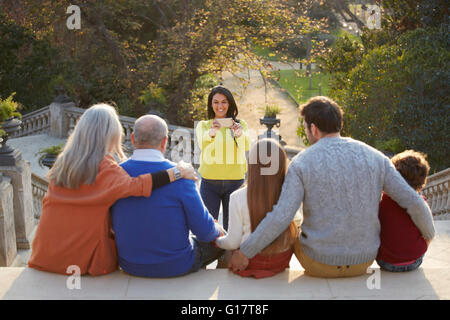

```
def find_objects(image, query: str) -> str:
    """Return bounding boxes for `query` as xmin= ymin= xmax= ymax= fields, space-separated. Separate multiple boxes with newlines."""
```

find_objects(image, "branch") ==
xmin=152 ymin=0 xmax=170 ymax=28
xmin=333 ymin=0 xmax=366 ymax=30
xmin=79 ymin=2 xmax=129 ymax=73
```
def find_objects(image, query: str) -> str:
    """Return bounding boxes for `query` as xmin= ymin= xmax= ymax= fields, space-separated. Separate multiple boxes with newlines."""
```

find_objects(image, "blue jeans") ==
xmin=200 ymin=178 xmax=244 ymax=231
xmin=376 ymin=255 xmax=424 ymax=272
xmin=185 ymin=236 xmax=224 ymax=274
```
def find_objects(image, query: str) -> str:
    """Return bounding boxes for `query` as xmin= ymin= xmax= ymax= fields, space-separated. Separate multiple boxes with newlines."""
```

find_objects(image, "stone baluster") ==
xmin=67 ymin=113 xmax=81 ymax=136
xmin=21 ymin=119 xmax=27 ymax=136
xmin=423 ymin=187 xmax=432 ymax=208
xmin=436 ymin=185 xmax=442 ymax=214
xmin=122 ymin=124 xmax=134 ymax=156
xmin=446 ymin=181 xmax=450 ymax=214
xmin=0 ymin=175 xmax=19 ymax=266
xmin=29 ymin=118 xmax=34 ymax=135
xmin=68 ymin=114 xmax=75 ymax=135
xmin=31 ymin=173 xmax=48 ymax=221
xmin=35 ymin=116 xmax=39 ymax=132
xmin=422 ymin=168 xmax=450 ymax=219
xmin=38 ymin=114 xmax=44 ymax=133
xmin=433 ymin=186 xmax=439 ymax=213
xmin=28 ymin=118 xmax=33 ymax=135
xmin=439 ymin=181 xmax=448 ymax=215
xmin=27 ymin=118 xmax=32 ymax=135
xmin=436 ymin=184 xmax=444 ymax=215
xmin=0 ymin=159 xmax=34 ymax=249
xmin=124 ymin=124 xmax=131 ymax=145
xmin=430 ymin=187 xmax=437 ymax=213
xmin=40 ymin=115 xmax=45 ymax=134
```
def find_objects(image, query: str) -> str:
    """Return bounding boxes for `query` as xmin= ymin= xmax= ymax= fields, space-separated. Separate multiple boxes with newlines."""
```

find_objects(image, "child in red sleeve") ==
xmin=376 ymin=150 xmax=431 ymax=272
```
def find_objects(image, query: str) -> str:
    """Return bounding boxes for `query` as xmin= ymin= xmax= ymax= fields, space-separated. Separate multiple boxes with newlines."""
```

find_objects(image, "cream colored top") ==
xmin=215 ymin=186 xmax=252 ymax=250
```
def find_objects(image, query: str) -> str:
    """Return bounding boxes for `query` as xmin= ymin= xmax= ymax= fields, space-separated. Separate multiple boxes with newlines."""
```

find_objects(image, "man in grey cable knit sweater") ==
xmin=229 ymin=96 xmax=435 ymax=277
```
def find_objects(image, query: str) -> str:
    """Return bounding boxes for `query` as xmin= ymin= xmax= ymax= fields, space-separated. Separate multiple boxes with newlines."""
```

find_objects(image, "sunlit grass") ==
xmin=271 ymin=69 xmax=330 ymax=104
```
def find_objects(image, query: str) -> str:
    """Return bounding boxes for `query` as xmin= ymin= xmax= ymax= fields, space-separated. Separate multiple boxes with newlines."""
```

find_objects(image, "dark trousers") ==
xmin=376 ymin=255 xmax=424 ymax=272
xmin=185 ymin=236 xmax=225 ymax=274
xmin=199 ymin=178 xmax=244 ymax=231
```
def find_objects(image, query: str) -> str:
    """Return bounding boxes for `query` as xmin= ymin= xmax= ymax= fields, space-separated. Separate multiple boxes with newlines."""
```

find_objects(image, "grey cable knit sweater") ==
xmin=240 ymin=136 xmax=435 ymax=266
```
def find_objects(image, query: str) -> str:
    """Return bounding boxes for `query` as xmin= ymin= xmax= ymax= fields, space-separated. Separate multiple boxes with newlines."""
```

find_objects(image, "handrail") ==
xmin=422 ymin=168 xmax=450 ymax=220
xmin=12 ymin=106 xmax=51 ymax=138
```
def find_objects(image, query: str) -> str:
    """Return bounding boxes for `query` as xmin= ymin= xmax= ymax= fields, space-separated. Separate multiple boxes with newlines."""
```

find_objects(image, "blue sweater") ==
xmin=111 ymin=159 xmax=220 ymax=277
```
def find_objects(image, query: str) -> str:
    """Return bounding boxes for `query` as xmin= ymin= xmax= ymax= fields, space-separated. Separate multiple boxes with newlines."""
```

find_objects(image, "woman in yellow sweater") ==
xmin=196 ymin=86 xmax=250 ymax=230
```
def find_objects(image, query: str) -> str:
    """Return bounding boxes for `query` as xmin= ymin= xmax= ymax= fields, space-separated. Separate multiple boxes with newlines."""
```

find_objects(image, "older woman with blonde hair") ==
xmin=28 ymin=103 xmax=197 ymax=276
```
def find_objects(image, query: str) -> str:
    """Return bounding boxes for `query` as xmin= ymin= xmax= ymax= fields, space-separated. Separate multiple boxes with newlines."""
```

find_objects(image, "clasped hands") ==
xmin=209 ymin=119 xmax=243 ymax=138
xmin=227 ymin=249 xmax=249 ymax=273
xmin=212 ymin=221 xmax=249 ymax=272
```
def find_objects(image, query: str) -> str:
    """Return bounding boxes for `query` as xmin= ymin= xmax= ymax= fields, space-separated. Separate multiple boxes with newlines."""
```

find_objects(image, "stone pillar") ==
xmin=0 ymin=175 xmax=18 ymax=266
xmin=49 ymin=101 xmax=75 ymax=138
xmin=0 ymin=159 xmax=34 ymax=249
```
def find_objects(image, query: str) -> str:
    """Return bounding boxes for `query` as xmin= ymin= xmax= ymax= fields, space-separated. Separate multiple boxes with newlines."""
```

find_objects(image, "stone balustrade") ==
xmin=10 ymin=100 xmax=199 ymax=164
xmin=31 ymin=173 xmax=48 ymax=221
xmin=65 ymin=105 xmax=197 ymax=162
xmin=65 ymin=105 xmax=84 ymax=137
xmin=12 ymin=107 xmax=51 ymax=138
xmin=422 ymin=168 xmax=450 ymax=220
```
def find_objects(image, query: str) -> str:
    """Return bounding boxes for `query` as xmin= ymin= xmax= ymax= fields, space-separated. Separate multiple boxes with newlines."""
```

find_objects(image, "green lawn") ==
xmin=271 ymin=69 xmax=330 ymax=104
xmin=252 ymin=44 xmax=294 ymax=62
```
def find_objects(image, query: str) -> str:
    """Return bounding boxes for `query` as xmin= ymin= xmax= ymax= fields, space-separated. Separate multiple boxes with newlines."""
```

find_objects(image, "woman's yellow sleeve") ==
xmin=237 ymin=119 xmax=250 ymax=152
xmin=195 ymin=120 xmax=214 ymax=151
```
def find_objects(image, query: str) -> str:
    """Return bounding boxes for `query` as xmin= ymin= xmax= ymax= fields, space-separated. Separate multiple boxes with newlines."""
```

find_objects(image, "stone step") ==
xmin=1 ymin=265 xmax=449 ymax=300
xmin=1 ymin=221 xmax=449 ymax=300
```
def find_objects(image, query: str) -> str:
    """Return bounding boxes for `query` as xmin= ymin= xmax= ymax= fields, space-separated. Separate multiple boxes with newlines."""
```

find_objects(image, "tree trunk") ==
xmin=306 ymin=34 xmax=312 ymax=90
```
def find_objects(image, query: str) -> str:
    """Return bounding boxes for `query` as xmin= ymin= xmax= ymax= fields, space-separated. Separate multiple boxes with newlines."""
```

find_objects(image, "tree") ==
xmin=319 ymin=0 xmax=449 ymax=172
xmin=1 ymin=0 xmax=325 ymax=127
xmin=0 ymin=11 xmax=75 ymax=112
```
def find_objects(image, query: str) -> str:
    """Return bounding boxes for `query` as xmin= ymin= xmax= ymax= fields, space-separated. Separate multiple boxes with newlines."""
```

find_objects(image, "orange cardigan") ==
xmin=28 ymin=155 xmax=153 ymax=276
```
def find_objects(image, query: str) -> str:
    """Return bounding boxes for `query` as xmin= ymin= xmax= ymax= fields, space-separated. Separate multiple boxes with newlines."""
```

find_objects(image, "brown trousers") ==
xmin=293 ymin=240 xmax=374 ymax=278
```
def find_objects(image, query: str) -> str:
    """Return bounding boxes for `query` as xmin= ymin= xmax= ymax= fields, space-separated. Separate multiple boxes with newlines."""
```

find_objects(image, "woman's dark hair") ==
xmin=299 ymin=96 xmax=343 ymax=133
xmin=207 ymin=86 xmax=239 ymax=120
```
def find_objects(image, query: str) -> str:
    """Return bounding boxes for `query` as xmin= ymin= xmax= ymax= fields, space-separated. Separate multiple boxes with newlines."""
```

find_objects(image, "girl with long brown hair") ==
xmin=215 ymin=138 xmax=298 ymax=278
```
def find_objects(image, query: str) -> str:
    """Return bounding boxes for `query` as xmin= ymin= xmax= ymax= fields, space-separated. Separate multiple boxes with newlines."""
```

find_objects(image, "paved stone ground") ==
xmin=1 ymin=221 xmax=449 ymax=300
xmin=7 ymin=134 xmax=67 ymax=179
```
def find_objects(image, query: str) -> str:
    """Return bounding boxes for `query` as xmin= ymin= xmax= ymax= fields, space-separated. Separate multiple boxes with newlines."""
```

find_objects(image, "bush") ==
xmin=322 ymin=27 xmax=449 ymax=172
xmin=263 ymin=104 xmax=282 ymax=118
xmin=0 ymin=14 xmax=75 ymax=112
xmin=0 ymin=92 xmax=22 ymax=122
xmin=392 ymin=27 xmax=449 ymax=172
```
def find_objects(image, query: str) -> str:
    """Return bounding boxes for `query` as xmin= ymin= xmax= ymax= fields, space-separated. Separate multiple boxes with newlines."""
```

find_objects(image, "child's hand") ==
xmin=424 ymin=237 xmax=432 ymax=246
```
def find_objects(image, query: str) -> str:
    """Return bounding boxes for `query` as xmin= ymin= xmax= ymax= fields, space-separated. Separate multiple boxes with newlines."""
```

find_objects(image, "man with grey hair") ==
xmin=132 ymin=114 xmax=168 ymax=149
xmin=111 ymin=115 xmax=224 ymax=277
